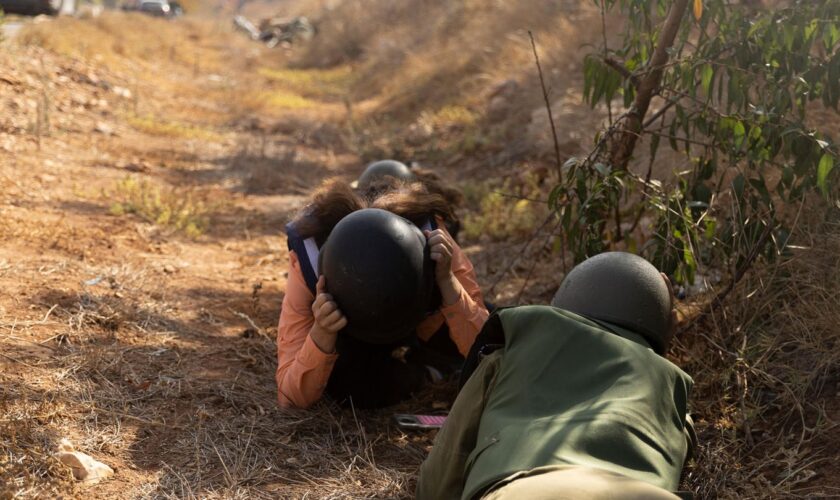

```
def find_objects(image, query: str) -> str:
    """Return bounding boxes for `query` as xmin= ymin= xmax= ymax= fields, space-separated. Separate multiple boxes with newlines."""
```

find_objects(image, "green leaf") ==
xmin=693 ymin=182 xmax=712 ymax=204
xmin=704 ymin=219 xmax=717 ymax=241
xmin=749 ymin=177 xmax=771 ymax=206
xmin=733 ymin=121 xmax=746 ymax=150
xmin=733 ymin=173 xmax=745 ymax=200
xmin=669 ymin=120 xmax=679 ymax=151
xmin=594 ymin=162 xmax=611 ymax=176
xmin=699 ymin=158 xmax=715 ymax=180
xmin=683 ymin=243 xmax=696 ymax=281
xmin=817 ymin=153 xmax=835 ymax=198
xmin=781 ymin=166 xmax=794 ymax=188
xmin=650 ymin=133 xmax=661 ymax=161
xmin=701 ymin=64 xmax=714 ymax=97
xmin=548 ymin=184 xmax=564 ymax=209
xmin=805 ymin=19 xmax=818 ymax=41
xmin=824 ymin=23 xmax=840 ymax=51
xmin=749 ymin=125 xmax=762 ymax=142
xmin=783 ymin=25 xmax=796 ymax=51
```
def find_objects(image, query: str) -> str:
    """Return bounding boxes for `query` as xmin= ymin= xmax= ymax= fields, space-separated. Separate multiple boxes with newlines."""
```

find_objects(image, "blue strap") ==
xmin=285 ymin=223 xmax=319 ymax=295
xmin=420 ymin=217 xmax=438 ymax=232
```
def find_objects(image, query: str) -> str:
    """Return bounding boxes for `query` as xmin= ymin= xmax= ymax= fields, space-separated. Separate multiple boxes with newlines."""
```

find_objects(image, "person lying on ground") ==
xmin=353 ymin=159 xmax=464 ymax=240
xmin=417 ymin=251 xmax=696 ymax=500
xmin=276 ymin=174 xmax=488 ymax=409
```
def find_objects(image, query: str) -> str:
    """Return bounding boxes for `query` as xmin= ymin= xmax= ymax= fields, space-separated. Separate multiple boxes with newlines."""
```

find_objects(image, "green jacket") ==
xmin=417 ymin=306 xmax=695 ymax=500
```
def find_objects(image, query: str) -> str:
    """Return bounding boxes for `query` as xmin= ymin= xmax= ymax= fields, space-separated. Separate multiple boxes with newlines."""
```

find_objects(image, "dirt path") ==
xmin=0 ymin=13 xmax=439 ymax=499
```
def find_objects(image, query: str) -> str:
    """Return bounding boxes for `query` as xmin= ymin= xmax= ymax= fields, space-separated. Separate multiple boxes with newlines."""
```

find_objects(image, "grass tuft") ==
xmin=258 ymin=65 xmax=355 ymax=99
xmin=126 ymin=114 xmax=222 ymax=141
xmin=421 ymin=105 xmax=478 ymax=129
xmin=107 ymin=177 xmax=209 ymax=238
xmin=463 ymin=174 xmax=547 ymax=241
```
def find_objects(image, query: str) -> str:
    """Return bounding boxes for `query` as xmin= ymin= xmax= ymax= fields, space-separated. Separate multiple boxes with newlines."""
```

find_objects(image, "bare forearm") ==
xmin=437 ymin=271 xmax=463 ymax=306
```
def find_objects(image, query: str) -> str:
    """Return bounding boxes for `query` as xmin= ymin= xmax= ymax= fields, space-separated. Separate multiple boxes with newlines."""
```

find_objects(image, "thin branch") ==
xmin=626 ymin=109 xmax=666 ymax=236
xmin=679 ymin=221 xmax=776 ymax=335
xmin=229 ymin=309 xmax=266 ymax=337
xmin=529 ymin=31 xmax=564 ymax=184
xmin=0 ymin=352 xmax=39 ymax=369
xmin=89 ymin=406 xmax=185 ymax=429
xmin=516 ymin=218 xmax=564 ymax=304
xmin=713 ymin=222 xmax=775 ymax=307
xmin=610 ymin=0 xmax=690 ymax=170
xmin=489 ymin=213 xmax=555 ymax=296
xmin=645 ymin=130 xmax=715 ymax=148
xmin=603 ymin=56 xmax=639 ymax=88
xmin=600 ymin=0 xmax=614 ymax=125
xmin=642 ymin=98 xmax=677 ymax=129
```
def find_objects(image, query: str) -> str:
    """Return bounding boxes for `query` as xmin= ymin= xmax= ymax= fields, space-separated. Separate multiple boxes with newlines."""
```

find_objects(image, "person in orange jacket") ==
xmin=276 ymin=163 xmax=488 ymax=409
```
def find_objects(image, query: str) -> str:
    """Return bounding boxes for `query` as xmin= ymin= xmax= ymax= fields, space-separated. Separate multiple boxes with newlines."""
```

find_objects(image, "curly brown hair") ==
xmin=291 ymin=176 xmax=456 ymax=246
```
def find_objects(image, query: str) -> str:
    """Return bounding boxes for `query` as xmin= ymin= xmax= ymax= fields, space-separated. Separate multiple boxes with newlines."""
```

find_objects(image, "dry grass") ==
xmin=106 ymin=176 xmax=211 ymax=238
xmin=257 ymin=66 xmax=355 ymax=100
xmin=462 ymin=175 xmax=548 ymax=241
xmin=264 ymin=0 xmax=610 ymax=174
xmin=247 ymin=89 xmax=318 ymax=110
xmin=0 ymin=261 xmax=447 ymax=498
xmin=676 ymin=215 xmax=840 ymax=498
xmin=290 ymin=0 xmax=600 ymax=117
xmin=16 ymin=14 xmax=226 ymax=75
xmin=126 ymin=114 xmax=222 ymax=141
xmin=3 ymin=3 xmax=840 ymax=499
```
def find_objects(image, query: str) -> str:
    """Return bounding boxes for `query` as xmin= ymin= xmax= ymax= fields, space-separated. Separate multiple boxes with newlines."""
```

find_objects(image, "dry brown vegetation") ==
xmin=1 ymin=1 xmax=840 ymax=499
xmin=677 ymin=218 xmax=840 ymax=498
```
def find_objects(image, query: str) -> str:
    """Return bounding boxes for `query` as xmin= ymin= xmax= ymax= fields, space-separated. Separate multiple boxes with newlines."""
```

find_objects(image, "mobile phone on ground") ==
xmin=393 ymin=413 xmax=447 ymax=430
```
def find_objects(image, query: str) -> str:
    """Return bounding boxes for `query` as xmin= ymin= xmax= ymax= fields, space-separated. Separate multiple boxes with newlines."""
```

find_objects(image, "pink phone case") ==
xmin=394 ymin=413 xmax=447 ymax=429
xmin=416 ymin=415 xmax=447 ymax=426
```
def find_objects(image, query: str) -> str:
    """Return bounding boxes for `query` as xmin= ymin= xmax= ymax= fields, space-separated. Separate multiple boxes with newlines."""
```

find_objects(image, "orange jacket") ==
xmin=276 ymin=225 xmax=488 ymax=409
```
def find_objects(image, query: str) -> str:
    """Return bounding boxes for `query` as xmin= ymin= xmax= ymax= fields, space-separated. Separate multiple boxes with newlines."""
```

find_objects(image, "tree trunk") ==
xmin=610 ymin=0 xmax=689 ymax=170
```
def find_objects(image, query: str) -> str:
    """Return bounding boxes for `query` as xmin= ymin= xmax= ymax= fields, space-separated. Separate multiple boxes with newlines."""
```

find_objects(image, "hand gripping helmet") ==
xmin=320 ymin=208 xmax=435 ymax=344
xmin=551 ymin=252 xmax=672 ymax=353
xmin=356 ymin=160 xmax=415 ymax=190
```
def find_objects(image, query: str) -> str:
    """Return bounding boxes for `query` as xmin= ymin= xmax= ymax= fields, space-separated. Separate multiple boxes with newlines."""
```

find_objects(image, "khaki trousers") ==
xmin=481 ymin=465 xmax=681 ymax=500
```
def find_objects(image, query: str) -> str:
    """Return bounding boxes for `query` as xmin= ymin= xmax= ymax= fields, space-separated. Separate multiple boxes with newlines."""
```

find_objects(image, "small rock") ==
xmin=163 ymin=264 xmax=176 ymax=274
xmin=123 ymin=162 xmax=149 ymax=173
xmin=111 ymin=86 xmax=132 ymax=99
xmin=55 ymin=438 xmax=114 ymax=484
xmin=94 ymin=122 xmax=114 ymax=135
xmin=405 ymin=121 xmax=434 ymax=146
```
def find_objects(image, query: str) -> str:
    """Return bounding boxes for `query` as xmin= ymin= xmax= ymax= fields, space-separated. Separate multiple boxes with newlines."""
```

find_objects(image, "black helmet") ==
xmin=320 ymin=208 xmax=435 ymax=344
xmin=551 ymin=252 xmax=672 ymax=353
xmin=356 ymin=160 xmax=415 ymax=189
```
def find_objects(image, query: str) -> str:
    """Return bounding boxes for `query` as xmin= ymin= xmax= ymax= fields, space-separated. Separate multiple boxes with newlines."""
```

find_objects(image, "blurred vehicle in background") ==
xmin=0 ymin=0 xmax=75 ymax=15
xmin=258 ymin=16 xmax=314 ymax=47
xmin=139 ymin=0 xmax=169 ymax=17
xmin=122 ymin=0 xmax=182 ymax=18
xmin=233 ymin=15 xmax=314 ymax=48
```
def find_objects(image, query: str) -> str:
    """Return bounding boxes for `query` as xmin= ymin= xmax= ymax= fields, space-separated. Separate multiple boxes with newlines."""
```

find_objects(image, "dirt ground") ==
xmin=0 ymin=13 xmax=424 ymax=499
xmin=0 ymin=11 xmax=571 ymax=499
xmin=2 ymin=7 xmax=840 ymax=500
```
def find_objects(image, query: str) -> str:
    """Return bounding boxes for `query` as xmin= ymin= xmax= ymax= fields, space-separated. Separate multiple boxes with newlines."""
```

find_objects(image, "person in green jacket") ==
xmin=416 ymin=252 xmax=696 ymax=500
